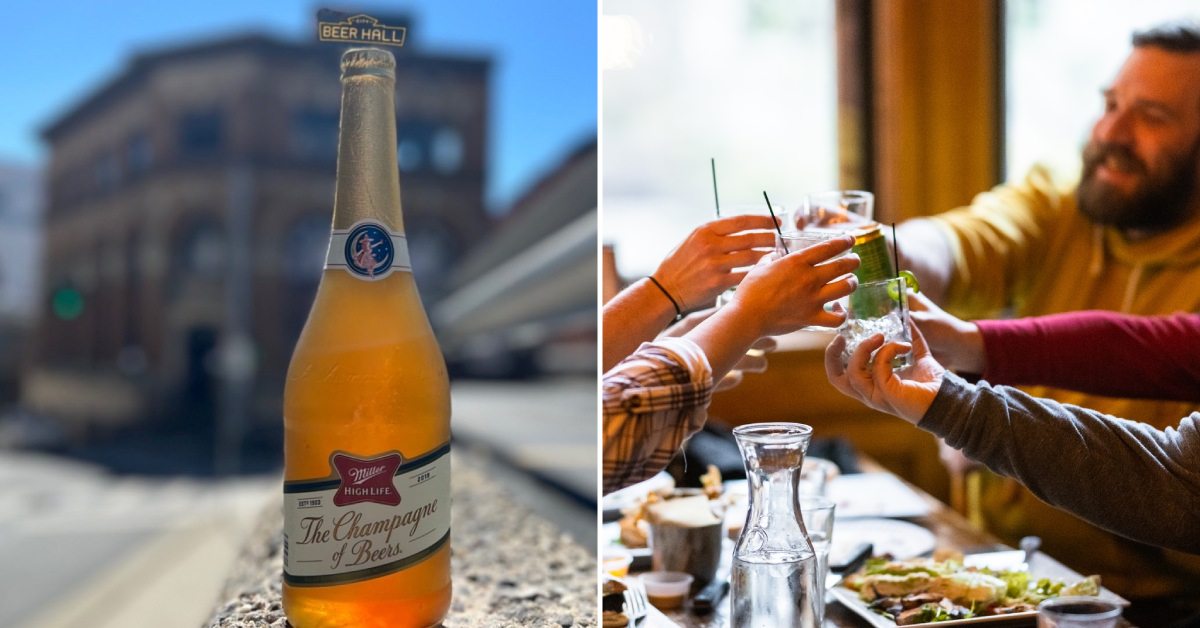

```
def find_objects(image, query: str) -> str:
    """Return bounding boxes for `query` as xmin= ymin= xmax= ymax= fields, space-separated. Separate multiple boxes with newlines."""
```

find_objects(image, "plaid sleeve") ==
xmin=602 ymin=337 xmax=714 ymax=494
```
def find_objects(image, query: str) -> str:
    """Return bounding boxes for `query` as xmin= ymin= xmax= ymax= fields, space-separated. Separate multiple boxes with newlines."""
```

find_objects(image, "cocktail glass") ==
xmin=795 ymin=190 xmax=874 ymax=232
xmin=839 ymin=276 xmax=911 ymax=368
xmin=799 ymin=496 xmax=836 ymax=625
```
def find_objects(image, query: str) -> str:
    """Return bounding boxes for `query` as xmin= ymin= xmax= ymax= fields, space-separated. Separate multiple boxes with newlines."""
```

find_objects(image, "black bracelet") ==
xmin=647 ymin=276 xmax=682 ymax=319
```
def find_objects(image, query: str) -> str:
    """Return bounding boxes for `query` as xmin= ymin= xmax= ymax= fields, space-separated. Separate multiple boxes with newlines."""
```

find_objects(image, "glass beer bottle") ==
xmin=282 ymin=47 xmax=452 ymax=628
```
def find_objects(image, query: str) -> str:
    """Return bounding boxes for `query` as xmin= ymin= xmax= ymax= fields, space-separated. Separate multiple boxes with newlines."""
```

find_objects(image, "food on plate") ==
xmin=699 ymin=464 xmax=723 ymax=499
xmin=646 ymin=494 xmax=722 ymax=527
xmin=601 ymin=610 xmax=629 ymax=627
xmin=617 ymin=467 xmax=725 ymax=549
xmin=843 ymin=556 xmax=1102 ymax=624
xmin=617 ymin=491 xmax=659 ymax=548
xmin=601 ymin=579 xmax=628 ymax=619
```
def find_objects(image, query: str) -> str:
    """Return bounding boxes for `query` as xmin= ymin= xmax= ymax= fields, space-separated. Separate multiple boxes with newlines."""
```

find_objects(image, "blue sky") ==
xmin=0 ymin=1 xmax=597 ymax=211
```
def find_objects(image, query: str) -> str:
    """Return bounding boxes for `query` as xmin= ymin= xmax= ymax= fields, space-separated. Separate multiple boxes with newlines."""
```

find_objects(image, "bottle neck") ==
xmin=331 ymin=50 xmax=405 ymax=233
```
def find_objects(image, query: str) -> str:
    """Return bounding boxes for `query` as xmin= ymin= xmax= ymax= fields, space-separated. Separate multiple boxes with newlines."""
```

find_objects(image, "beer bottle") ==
xmin=282 ymin=47 xmax=452 ymax=627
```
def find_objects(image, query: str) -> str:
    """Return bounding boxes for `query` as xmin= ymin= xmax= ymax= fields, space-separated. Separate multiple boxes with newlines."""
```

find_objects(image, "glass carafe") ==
xmin=731 ymin=423 xmax=821 ymax=627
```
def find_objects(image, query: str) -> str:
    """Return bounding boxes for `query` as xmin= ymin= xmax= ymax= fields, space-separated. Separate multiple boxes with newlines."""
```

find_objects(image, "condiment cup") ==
xmin=640 ymin=571 xmax=694 ymax=610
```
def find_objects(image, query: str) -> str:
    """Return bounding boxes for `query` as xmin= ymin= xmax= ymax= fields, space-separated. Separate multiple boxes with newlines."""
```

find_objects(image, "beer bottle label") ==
xmin=325 ymin=220 xmax=411 ymax=281
xmin=282 ymin=443 xmax=450 ymax=586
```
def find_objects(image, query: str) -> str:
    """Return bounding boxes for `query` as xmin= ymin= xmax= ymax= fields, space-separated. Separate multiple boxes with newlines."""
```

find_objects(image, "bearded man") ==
xmin=893 ymin=21 xmax=1200 ymax=621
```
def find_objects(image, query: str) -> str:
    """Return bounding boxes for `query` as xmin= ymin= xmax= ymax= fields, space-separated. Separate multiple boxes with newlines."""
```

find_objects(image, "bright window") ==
xmin=602 ymin=0 xmax=838 ymax=278
xmin=1005 ymin=0 xmax=1200 ymax=182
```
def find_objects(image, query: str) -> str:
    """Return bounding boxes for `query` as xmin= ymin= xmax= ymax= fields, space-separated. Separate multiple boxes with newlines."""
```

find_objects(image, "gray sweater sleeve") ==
xmin=918 ymin=371 xmax=1200 ymax=554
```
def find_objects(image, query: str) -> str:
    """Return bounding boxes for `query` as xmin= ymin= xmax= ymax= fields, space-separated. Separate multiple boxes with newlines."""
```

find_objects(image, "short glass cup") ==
xmin=799 ymin=496 xmax=836 ymax=600
xmin=794 ymin=190 xmax=874 ymax=231
xmin=1037 ymin=596 xmax=1122 ymax=628
xmin=774 ymin=229 xmax=850 ymax=331
xmin=840 ymin=276 xmax=911 ymax=368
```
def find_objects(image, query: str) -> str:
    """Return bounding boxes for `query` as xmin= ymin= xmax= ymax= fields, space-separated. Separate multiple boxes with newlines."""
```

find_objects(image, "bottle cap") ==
xmin=341 ymin=48 xmax=396 ymax=79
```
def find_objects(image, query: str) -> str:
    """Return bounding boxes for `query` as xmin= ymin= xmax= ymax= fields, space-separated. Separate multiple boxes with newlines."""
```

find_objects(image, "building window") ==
xmin=179 ymin=110 xmax=224 ymax=157
xmin=397 ymin=120 xmax=436 ymax=173
xmin=291 ymin=108 xmax=339 ymax=161
xmin=172 ymin=220 xmax=227 ymax=283
xmin=405 ymin=217 xmax=457 ymax=296
xmin=127 ymin=132 xmax=154 ymax=174
xmin=398 ymin=139 xmax=424 ymax=172
xmin=283 ymin=213 xmax=330 ymax=284
xmin=431 ymin=127 xmax=465 ymax=174
xmin=94 ymin=152 xmax=120 ymax=192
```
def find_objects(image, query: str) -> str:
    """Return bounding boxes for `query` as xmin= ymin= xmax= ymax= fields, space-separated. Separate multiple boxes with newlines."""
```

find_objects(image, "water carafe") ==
xmin=731 ymin=423 xmax=821 ymax=627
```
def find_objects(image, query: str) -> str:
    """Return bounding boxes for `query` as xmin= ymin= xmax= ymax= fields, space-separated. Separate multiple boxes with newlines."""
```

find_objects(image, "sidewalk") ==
xmin=0 ymin=452 xmax=274 ymax=628
xmin=1 ymin=376 xmax=598 ymax=626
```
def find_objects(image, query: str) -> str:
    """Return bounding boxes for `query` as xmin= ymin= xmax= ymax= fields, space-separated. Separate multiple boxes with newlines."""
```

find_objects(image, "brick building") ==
xmin=29 ymin=28 xmax=490 ymax=432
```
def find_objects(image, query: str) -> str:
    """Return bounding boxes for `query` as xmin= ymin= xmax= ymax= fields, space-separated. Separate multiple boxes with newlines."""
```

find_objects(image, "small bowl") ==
xmin=640 ymin=571 xmax=694 ymax=610
xmin=603 ymin=547 xmax=633 ymax=578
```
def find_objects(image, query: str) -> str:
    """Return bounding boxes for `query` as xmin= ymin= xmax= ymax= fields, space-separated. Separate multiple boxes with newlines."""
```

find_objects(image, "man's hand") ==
xmin=908 ymin=292 xmax=985 ymax=373
xmin=824 ymin=321 xmax=946 ymax=424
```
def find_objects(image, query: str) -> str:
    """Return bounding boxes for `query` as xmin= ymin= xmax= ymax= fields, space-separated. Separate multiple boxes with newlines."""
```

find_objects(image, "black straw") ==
xmin=762 ymin=191 xmax=788 ymax=254
xmin=891 ymin=222 xmax=900 ymax=278
xmin=710 ymin=158 xmax=721 ymax=218
xmin=893 ymin=221 xmax=907 ymax=328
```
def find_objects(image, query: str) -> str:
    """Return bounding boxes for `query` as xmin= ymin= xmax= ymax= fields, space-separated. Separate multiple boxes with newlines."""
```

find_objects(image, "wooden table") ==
xmin=649 ymin=464 xmax=1131 ymax=627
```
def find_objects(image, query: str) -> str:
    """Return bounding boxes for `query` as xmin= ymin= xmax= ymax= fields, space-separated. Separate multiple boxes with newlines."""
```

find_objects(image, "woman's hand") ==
xmin=652 ymin=214 xmax=780 ymax=311
xmin=824 ymin=320 xmax=947 ymax=424
xmin=726 ymin=235 xmax=860 ymax=337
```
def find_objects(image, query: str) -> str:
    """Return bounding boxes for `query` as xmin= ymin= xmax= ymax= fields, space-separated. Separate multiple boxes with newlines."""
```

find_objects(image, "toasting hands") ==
xmin=825 ymin=320 xmax=946 ymax=424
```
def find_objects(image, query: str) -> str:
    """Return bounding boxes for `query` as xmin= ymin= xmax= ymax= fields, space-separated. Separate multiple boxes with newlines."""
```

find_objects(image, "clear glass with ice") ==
xmin=840 ymin=276 xmax=911 ymax=369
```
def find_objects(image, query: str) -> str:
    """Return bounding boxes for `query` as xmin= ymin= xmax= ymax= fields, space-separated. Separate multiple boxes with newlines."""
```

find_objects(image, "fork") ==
xmin=624 ymin=585 xmax=649 ymax=626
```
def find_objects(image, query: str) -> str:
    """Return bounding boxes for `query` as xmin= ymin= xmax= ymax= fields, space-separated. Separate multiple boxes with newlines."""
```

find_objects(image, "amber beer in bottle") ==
xmin=282 ymin=47 xmax=451 ymax=627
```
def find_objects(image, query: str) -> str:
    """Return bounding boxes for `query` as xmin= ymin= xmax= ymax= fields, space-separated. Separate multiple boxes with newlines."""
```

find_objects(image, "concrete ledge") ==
xmin=206 ymin=452 xmax=597 ymax=627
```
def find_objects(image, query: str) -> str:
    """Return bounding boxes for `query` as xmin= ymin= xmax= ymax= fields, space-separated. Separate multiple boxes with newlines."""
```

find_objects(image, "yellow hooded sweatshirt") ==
xmin=930 ymin=164 xmax=1200 ymax=602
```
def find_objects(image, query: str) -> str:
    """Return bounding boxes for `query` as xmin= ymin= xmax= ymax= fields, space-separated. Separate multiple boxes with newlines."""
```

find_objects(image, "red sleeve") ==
xmin=977 ymin=311 xmax=1200 ymax=402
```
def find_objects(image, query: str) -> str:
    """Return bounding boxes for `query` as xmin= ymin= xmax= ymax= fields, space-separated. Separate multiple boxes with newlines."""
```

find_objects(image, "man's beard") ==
xmin=1076 ymin=138 xmax=1200 ymax=232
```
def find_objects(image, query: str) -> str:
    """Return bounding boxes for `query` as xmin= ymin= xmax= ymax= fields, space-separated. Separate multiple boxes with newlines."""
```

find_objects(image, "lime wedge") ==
xmin=887 ymin=270 xmax=920 ymax=301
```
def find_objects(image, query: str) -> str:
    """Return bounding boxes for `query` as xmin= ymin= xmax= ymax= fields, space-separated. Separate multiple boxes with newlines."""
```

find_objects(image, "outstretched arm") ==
xmin=603 ymin=236 xmax=859 ymax=493
xmin=977 ymin=311 xmax=1200 ymax=402
xmin=602 ymin=214 xmax=778 ymax=370
xmin=826 ymin=325 xmax=1200 ymax=554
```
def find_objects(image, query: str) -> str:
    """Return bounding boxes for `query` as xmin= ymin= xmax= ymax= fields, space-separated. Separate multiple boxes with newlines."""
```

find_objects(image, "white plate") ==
xmin=828 ymin=473 xmax=932 ymax=519
xmin=831 ymin=551 xmax=1130 ymax=627
xmin=602 ymin=472 xmax=675 ymax=517
xmin=833 ymin=518 xmax=936 ymax=560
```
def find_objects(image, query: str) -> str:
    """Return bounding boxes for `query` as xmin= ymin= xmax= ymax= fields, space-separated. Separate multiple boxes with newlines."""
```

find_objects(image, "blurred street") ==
xmin=0 ymin=377 xmax=596 ymax=628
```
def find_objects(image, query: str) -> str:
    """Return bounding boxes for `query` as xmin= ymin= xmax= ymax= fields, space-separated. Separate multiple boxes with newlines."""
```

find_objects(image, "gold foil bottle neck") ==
xmin=332 ymin=46 xmax=404 ymax=232
xmin=341 ymin=47 xmax=396 ymax=79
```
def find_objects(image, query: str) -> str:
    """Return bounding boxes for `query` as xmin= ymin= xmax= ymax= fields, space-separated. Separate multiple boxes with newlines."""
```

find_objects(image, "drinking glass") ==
xmin=716 ymin=203 xmax=785 ymax=308
xmin=800 ymin=457 xmax=836 ymax=497
xmin=796 ymin=190 xmax=874 ymax=231
xmin=1037 ymin=596 xmax=1122 ymax=628
xmin=799 ymin=496 xmax=835 ymax=625
xmin=774 ymin=230 xmax=852 ymax=331
xmin=775 ymin=229 xmax=840 ymax=257
xmin=839 ymin=276 xmax=911 ymax=368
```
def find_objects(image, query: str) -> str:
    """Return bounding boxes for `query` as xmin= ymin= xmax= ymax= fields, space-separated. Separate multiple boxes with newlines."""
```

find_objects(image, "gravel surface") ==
xmin=206 ymin=453 xmax=597 ymax=627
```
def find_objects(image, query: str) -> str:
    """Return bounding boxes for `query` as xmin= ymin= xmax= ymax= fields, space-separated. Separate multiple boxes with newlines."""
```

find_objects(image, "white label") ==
xmin=283 ymin=445 xmax=450 ymax=586
xmin=324 ymin=220 xmax=411 ymax=281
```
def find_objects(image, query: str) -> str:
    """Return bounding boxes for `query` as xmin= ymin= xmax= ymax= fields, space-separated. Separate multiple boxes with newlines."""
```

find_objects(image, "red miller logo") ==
xmin=332 ymin=452 xmax=403 ymax=507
